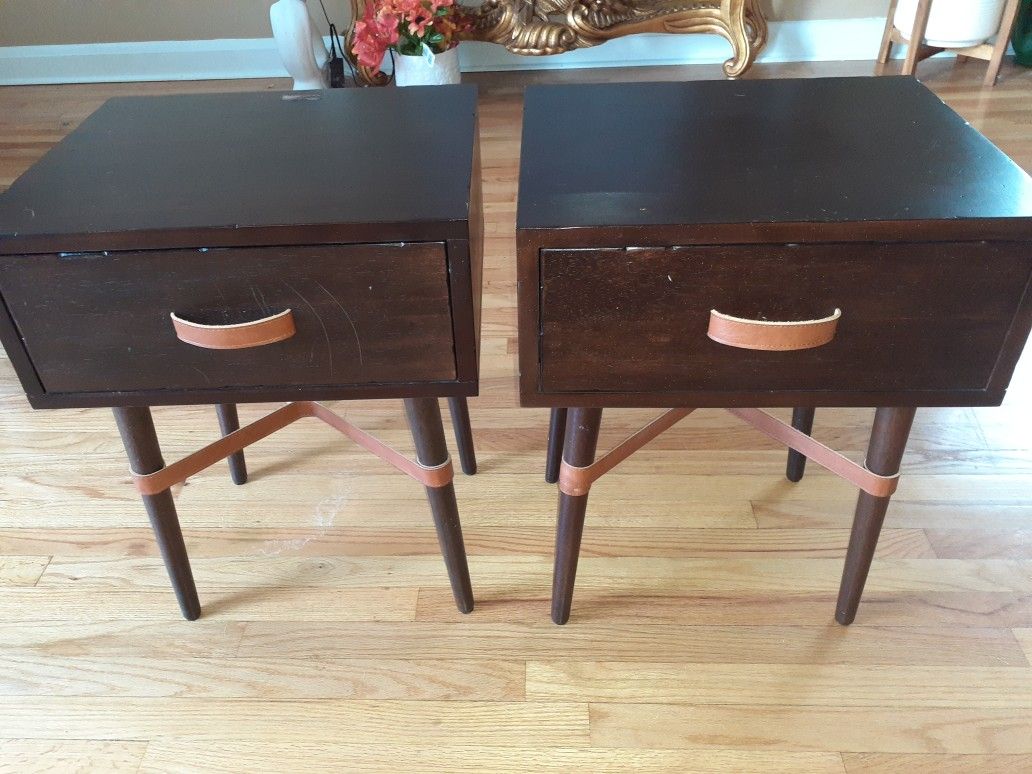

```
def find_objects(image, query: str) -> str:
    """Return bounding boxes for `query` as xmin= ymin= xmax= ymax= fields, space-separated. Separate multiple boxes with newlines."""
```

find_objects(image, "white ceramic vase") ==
xmin=270 ymin=0 xmax=329 ymax=90
xmin=394 ymin=46 xmax=461 ymax=87
xmin=894 ymin=0 xmax=1008 ymax=48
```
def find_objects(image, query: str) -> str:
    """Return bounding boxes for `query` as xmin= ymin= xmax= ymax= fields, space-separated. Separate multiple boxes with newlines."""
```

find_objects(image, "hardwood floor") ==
xmin=0 ymin=57 xmax=1030 ymax=773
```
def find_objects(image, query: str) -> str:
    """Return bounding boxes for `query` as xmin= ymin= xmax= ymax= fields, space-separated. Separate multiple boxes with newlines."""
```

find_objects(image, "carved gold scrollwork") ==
xmin=347 ymin=0 xmax=766 ymax=84
xmin=472 ymin=0 xmax=579 ymax=55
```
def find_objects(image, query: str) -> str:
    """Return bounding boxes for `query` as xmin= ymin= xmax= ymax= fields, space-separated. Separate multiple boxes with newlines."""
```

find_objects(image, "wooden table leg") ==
xmin=836 ymin=406 xmax=916 ymax=625
xmin=215 ymin=403 xmax=248 ymax=485
xmin=112 ymin=406 xmax=201 ymax=621
xmin=551 ymin=407 xmax=603 ymax=625
xmin=446 ymin=397 xmax=477 ymax=475
xmin=545 ymin=407 xmax=568 ymax=484
xmin=786 ymin=407 xmax=816 ymax=482
xmin=878 ymin=0 xmax=900 ymax=63
xmin=406 ymin=397 xmax=474 ymax=613
xmin=985 ymin=0 xmax=1022 ymax=86
xmin=903 ymin=0 xmax=933 ymax=75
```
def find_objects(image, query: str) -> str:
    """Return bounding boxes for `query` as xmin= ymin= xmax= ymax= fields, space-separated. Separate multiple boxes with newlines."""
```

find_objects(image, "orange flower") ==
xmin=352 ymin=2 xmax=400 ymax=70
xmin=351 ymin=0 xmax=467 ymax=70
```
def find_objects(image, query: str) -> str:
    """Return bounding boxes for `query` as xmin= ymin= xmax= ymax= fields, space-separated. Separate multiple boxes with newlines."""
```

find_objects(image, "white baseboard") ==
xmin=0 ymin=38 xmax=288 ymax=85
xmin=459 ymin=17 xmax=901 ymax=72
xmin=0 ymin=17 xmax=904 ymax=86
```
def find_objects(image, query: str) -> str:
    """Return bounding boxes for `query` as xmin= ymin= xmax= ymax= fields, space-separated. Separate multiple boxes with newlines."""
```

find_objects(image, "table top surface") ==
xmin=0 ymin=86 xmax=478 ymax=250
xmin=517 ymin=76 xmax=1032 ymax=231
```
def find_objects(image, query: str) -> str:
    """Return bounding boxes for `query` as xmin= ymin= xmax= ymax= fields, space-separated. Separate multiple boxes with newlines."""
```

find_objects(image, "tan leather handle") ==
xmin=171 ymin=309 xmax=296 ymax=350
xmin=708 ymin=308 xmax=841 ymax=351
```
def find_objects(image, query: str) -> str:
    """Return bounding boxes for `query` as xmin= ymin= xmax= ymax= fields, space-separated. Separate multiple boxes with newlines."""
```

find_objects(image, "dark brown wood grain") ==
xmin=0 ymin=242 xmax=457 ymax=399
xmin=516 ymin=77 xmax=1032 ymax=410
xmin=518 ymin=237 xmax=1032 ymax=408
xmin=0 ymin=87 xmax=483 ymax=620
xmin=447 ymin=239 xmax=478 ymax=385
xmin=215 ymin=404 xmax=247 ymax=486
xmin=467 ymin=119 xmax=485 ymax=378
xmin=537 ymin=241 xmax=1031 ymax=401
xmin=545 ymin=407 xmax=567 ymax=484
xmin=0 ymin=87 xmax=482 ymax=409
xmin=836 ymin=406 xmax=917 ymax=625
xmin=786 ymin=407 xmax=815 ymax=483
xmin=552 ymin=407 xmax=603 ymax=625
xmin=518 ymin=76 xmax=1032 ymax=627
xmin=446 ymin=397 xmax=477 ymax=476
xmin=112 ymin=406 xmax=200 ymax=621
xmin=405 ymin=397 xmax=474 ymax=614
xmin=0 ymin=87 xmax=478 ymax=254
xmin=518 ymin=77 xmax=1032 ymax=231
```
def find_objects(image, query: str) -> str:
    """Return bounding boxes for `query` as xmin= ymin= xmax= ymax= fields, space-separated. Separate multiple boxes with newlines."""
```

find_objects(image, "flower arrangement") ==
xmin=352 ymin=0 xmax=469 ymax=72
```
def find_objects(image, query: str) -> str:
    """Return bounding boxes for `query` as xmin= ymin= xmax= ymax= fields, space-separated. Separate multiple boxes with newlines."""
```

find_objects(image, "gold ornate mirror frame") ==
xmin=347 ymin=0 xmax=767 ymax=85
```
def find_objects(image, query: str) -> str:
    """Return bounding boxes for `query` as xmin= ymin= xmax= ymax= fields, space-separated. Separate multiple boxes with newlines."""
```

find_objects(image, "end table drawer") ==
xmin=539 ymin=241 xmax=1032 ymax=395
xmin=0 ymin=242 xmax=457 ymax=395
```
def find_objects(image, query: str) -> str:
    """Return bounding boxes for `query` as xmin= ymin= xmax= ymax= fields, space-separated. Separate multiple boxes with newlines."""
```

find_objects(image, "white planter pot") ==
xmin=894 ymin=0 xmax=1007 ymax=48
xmin=394 ymin=46 xmax=461 ymax=87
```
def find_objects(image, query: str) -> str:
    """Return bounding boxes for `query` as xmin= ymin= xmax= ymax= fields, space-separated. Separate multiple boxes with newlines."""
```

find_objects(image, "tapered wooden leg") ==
xmin=985 ymin=0 xmax=1022 ymax=86
xmin=877 ymin=0 xmax=900 ymax=63
xmin=545 ymin=408 xmax=568 ymax=484
xmin=406 ymin=398 xmax=474 ymax=613
xmin=786 ymin=407 xmax=816 ymax=483
xmin=903 ymin=0 xmax=933 ymax=75
xmin=445 ymin=397 xmax=477 ymax=475
xmin=551 ymin=407 xmax=603 ymax=625
xmin=215 ymin=403 xmax=247 ymax=485
xmin=112 ymin=406 xmax=201 ymax=621
xmin=835 ymin=406 xmax=916 ymax=625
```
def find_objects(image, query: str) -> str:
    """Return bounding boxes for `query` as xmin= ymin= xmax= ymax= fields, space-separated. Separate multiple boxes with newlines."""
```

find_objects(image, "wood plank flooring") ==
xmin=0 ymin=57 xmax=1030 ymax=772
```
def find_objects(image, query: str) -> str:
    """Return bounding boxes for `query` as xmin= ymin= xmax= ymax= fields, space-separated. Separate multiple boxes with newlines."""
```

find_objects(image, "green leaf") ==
xmin=397 ymin=35 xmax=421 ymax=56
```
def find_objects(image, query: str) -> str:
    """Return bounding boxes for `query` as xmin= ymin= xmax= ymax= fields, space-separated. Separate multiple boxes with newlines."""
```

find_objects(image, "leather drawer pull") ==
xmin=171 ymin=309 xmax=296 ymax=350
xmin=708 ymin=308 xmax=842 ymax=351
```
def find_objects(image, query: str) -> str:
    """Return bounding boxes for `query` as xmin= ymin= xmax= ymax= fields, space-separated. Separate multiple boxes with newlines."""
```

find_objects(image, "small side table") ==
xmin=879 ymin=0 xmax=1023 ymax=86
xmin=0 ymin=86 xmax=484 ymax=619
xmin=517 ymin=77 xmax=1032 ymax=625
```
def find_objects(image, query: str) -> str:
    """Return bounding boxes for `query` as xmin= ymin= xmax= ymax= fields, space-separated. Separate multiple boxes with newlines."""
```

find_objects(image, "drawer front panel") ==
xmin=540 ymin=242 xmax=1032 ymax=395
xmin=0 ymin=243 xmax=456 ymax=394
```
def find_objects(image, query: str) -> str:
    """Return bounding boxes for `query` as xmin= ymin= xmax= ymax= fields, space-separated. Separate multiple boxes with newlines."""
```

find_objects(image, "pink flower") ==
xmin=352 ymin=0 xmax=465 ymax=71
xmin=352 ymin=2 xmax=400 ymax=70
xmin=407 ymin=13 xmax=431 ymax=36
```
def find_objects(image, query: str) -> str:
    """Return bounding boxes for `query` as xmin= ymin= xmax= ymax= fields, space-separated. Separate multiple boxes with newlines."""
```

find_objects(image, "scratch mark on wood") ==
xmin=250 ymin=286 xmax=266 ymax=316
xmin=314 ymin=279 xmax=364 ymax=366
xmin=284 ymin=281 xmax=333 ymax=376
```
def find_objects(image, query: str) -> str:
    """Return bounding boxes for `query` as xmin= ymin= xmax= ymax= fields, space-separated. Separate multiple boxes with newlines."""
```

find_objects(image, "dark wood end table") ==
xmin=0 ymin=86 xmax=484 ymax=619
xmin=516 ymin=76 xmax=1032 ymax=625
